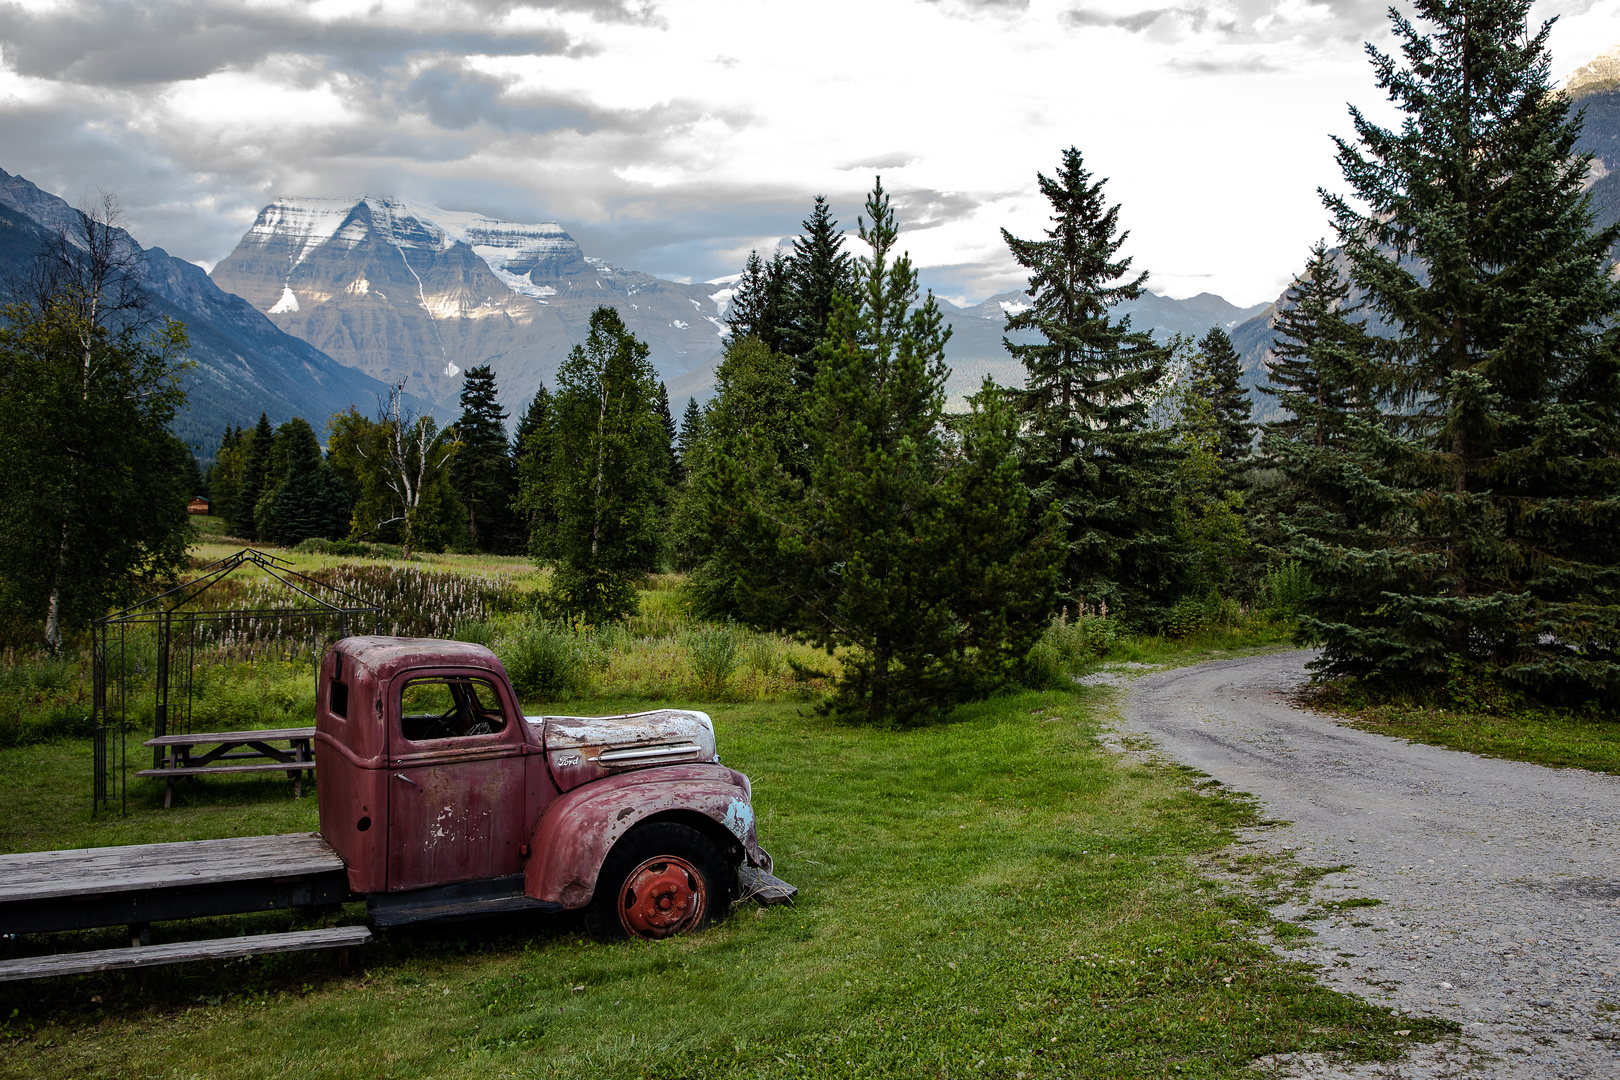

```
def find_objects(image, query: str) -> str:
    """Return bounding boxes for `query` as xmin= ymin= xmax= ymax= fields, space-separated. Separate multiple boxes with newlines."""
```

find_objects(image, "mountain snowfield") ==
xmin=210 ymin=197 xmax=731 ymax=413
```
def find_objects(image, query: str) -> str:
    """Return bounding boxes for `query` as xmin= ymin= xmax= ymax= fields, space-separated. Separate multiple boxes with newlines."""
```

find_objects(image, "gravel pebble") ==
xmin=1111 ymin=650 xmax=1620 ymax=1079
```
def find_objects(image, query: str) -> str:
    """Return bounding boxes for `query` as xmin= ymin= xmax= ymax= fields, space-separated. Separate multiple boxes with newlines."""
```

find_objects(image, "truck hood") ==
xmin=526 ymin=709 xmax=718 ymax=793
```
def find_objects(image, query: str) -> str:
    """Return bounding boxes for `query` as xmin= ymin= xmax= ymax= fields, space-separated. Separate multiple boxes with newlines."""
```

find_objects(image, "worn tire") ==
xmin=585 ymin=822 xmax=734 ymax=941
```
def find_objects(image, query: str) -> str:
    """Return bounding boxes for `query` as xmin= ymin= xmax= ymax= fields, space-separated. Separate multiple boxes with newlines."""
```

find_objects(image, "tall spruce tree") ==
xmin=258 ymin=418 xmax=350 ymax=547
xmin=725 ymin=250 xmax=792 ymax=352
xmin=676 ymin=396 xmax=702 ymax=482
xmin=782 ymin=195 xmax=856 ymax=380
xmin=545 ymin=308 xmax=666 ymax=622
xmin=1188 ymin=327 xmax=1256 ymax=472
xmin=1260 ymin=243 xmax=1371 ymax=452
xmin=1002 ymin=147 xmax=1189 ymax=626
xmin=1307 ymin=0 xmax=1620 ymax=701
xmin=232 ymin=412 xmax=274 ymax=541
xmin=1251 ymin=242 xmax=1376 ymax=568
xmin=449 ymin=365 xmax=519 ymax=553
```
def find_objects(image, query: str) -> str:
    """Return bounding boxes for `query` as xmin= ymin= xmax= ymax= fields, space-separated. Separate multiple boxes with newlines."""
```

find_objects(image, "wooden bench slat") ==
xmin=0 ymin=926 xmax=371 ymax=982
xmin=144 ymin=728 xmax=315 ymax=747
xmin=136 ymin=763 xmax=316 ymax=777
xmin=0 ymin=834 xmax=344 ymax=903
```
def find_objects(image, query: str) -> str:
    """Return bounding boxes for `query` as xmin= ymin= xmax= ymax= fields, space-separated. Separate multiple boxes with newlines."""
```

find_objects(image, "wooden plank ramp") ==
xmin=0 ymin=926 xmax=371 ymax=982
xmin=0 ymin=833 xmax=344 ymax=904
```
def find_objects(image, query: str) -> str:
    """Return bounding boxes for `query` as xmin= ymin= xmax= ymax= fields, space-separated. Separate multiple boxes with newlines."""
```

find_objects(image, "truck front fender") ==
xmin=524 ymin=763 xmax=768 ymax=908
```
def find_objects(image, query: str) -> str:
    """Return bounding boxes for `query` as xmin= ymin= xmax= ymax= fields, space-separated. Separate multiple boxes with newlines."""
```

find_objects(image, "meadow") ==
xmin=0 ymin=524 xmax=1450 ymax=1078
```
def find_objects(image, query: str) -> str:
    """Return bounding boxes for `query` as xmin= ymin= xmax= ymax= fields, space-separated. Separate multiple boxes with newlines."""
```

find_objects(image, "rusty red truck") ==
xmin=0 ymin=636 xmax=794 ymax=983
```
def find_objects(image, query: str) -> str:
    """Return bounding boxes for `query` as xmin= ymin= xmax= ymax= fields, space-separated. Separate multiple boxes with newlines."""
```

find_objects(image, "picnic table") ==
xmin=137 ymin=727 xmax=316 ymax=808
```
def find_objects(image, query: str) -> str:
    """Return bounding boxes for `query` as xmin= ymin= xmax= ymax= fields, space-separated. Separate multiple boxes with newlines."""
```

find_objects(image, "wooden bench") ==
xmin=0 ymin=925 xmax=371 ymax=982
xmin=139 ymin=728 xmax=316 ymax=807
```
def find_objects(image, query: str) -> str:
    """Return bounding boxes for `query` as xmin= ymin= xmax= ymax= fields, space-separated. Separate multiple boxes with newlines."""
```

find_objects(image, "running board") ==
xmin=367 ymin=876 xmax=562 ymax=928
xmin=0 ymin=925 xmax=371 ymax=982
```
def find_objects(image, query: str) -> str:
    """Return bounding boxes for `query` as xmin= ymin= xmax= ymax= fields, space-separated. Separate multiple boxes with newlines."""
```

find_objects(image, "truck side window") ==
xmin=399 ymin=677 xmax=508 ymax=742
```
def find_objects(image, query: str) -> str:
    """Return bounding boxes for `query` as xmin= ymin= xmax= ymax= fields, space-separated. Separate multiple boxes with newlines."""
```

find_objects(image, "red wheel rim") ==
xmin=617 ymin=855 xmax=707 ymax=939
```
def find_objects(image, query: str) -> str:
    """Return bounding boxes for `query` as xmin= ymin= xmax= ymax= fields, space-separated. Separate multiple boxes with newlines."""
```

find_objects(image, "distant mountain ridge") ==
xmin=0 ymin=168 xmax=426 ymax=453
xmin=210 ymin=197 xmax=731 ymax=415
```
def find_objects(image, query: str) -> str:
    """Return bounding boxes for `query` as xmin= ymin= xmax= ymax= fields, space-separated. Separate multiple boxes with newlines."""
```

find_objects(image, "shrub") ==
xmin=1256 ymin=560 xmax=1312 ymax=621
xmin=499 ymin=622 xmax=595 ymax=700
xmin=686 ymin=622 xmax=742 ymax=698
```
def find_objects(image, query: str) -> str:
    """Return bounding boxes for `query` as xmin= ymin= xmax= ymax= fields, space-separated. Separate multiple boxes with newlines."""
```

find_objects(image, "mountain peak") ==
xmin=1565 ymin=43 xmax=1620 ymax=100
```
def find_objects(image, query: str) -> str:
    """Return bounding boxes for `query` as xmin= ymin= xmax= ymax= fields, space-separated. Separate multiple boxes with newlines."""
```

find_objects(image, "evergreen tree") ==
xmin=546 ymin=307 xmax=666 ymax=622
xmin=1188 ymin=327 xmax=1255 ymax=472
xmin=724 ymin=250 xmax=792 ymax=352
xmin=1002 ymin=147 xmax=1189 ymax=626
xmin=512 ymin=383 xmax=557 ymax=560
xmin=654 ymin=382 xmax=679 ymax=490
xmin=1259 ymin=243 xmax=1371 ymax=452
xmin=782 ymin=195 xmax=856 ymax=379
xmin=205 ymin=425 xmax=243 ymax=516
xmin=740 ymin=179 xmax=1060 ymax=723
xmin=1306 ymin=0 xmax=1620 ymax=701
xmin=674 ymin=335 xmax=802 ymax=602
xmin=449 ymin=365 xmax=519 ymax=553
xmin=1250 ymin=242 xmax=1376 ymax=568
xmin=259 ymin=418 xmax=350 ymax=547
xmin=676 ymin=396 xmax=702 ymax=482
xmin=232 ymin=412 xmax=274 ymax=542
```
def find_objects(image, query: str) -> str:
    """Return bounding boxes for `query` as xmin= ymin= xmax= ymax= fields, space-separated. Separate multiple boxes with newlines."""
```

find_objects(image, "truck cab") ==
xmin=314 ymin=636 xmax=787 ymax=939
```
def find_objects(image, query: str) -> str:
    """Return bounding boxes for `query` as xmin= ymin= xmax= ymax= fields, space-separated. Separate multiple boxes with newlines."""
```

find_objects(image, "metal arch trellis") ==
xmin=90 ymin=548 xmax=382 ymax=816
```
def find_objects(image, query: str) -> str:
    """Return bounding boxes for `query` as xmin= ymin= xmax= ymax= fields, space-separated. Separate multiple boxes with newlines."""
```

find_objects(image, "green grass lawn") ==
xmin=0 ymin=684 xmax=1450 ymax=1079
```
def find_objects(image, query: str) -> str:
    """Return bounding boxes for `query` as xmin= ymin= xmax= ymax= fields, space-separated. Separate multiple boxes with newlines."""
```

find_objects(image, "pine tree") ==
xmin=449 ymin=365 xmax=519 ymax=553
xmin=1188 ymin=327 xmax=1255 ymax=472
xmin=205 ymin=426 xmax=244 ymax=522
xmin=782 ymin=195 xmax=856 ymax=379
xmin=1308 ymin=0 xmax=1620 ymax=700
xmin=1260 ymin=243 xmax=1373 ymax=451
xmin=512 ymin=383 xmax=556 ymax=560
xmin=654 ymin=382 xmax=679 ymax=490
xmin=725 ymin=250 xmax=792 ymax=352
xmin=676 ymin=396 xmax=702 ymax=482
xmin=259 ymin=418 xmax=351 ymax=547
xmin=232 ymin=412 xmax=274 ymax=542
xmin=1250 ymin=242 xmax=1376 ymax=568
xmin=547 ymin=307 xmax=666 ymax=622
xmin=674 ymin=335 xmax=802 ymax=607
xmin=756 ymin=179 xmax=1060 ymax=723
xmin=1002 ymin=147 xmax=1189 ymax=626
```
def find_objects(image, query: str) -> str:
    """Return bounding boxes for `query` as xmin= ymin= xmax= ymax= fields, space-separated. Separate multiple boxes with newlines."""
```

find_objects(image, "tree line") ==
xmin=4 ymin=0 xmax=1615 ymax=719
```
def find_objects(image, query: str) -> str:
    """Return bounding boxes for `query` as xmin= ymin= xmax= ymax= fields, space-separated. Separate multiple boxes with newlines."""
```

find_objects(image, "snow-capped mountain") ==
xmin=211 ymin=197 xmax=728 ymax=412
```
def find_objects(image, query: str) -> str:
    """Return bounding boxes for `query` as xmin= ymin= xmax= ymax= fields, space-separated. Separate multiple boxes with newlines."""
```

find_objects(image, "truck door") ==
xmin=386 ymin=671 xmax=527 ymax=892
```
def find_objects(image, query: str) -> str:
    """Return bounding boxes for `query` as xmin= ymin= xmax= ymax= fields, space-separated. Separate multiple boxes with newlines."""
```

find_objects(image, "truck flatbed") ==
xmin=0 ymin=833 xmax=349 ymax=936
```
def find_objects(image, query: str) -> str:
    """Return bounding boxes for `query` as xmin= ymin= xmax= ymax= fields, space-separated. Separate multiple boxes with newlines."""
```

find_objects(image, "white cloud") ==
xmin=0 ymin=0 xmax=1616 ymax=307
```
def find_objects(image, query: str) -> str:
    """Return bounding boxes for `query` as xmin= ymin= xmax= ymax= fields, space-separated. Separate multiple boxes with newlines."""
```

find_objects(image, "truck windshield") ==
xmin=399 ymin=677 xmax=508 ymax=741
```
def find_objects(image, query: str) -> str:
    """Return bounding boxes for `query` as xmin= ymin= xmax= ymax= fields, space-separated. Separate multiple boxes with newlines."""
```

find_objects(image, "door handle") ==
xmin=394 ymin=773 xmax=418 ymax=787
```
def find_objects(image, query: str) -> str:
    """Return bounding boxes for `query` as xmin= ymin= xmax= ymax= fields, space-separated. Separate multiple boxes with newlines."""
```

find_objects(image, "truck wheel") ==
xmin=587 ymin=822 xmax=733 ymax=941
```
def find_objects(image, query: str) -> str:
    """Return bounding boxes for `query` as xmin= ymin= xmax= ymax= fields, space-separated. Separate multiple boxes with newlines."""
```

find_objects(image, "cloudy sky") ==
xmin=3 ymin=0 xmax=1618 ymax=307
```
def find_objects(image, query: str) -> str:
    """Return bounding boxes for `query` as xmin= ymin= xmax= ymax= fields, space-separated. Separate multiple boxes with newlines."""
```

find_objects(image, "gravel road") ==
xmin=1115 ymin=650 xmax=1620 ymax=1078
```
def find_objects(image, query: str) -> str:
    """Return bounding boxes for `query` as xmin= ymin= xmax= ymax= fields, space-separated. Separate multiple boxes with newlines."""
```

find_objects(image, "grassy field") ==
xmin=0 ymin=682 xmax=1452 ymax=1079
xmin=0 ymin=534 xmax=1455 ymax=1076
